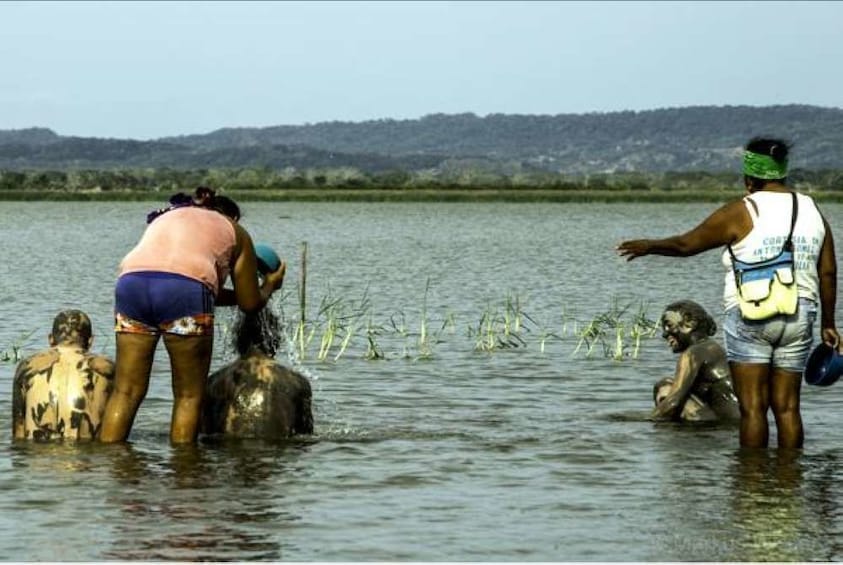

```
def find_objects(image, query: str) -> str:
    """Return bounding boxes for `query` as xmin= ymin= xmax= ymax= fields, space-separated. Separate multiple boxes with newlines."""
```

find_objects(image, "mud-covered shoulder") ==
xmin=14 ymin=349 xmax=60 ymax=382
xmin=206 ymin=361 xmax=238 ymax=396
xmin=687 ymin=337 xmax=726 ymax=362
xmin=267 ymin=363 xmax=311 ymax=391
xmin=87 ymin=354 xmax=115 ymax=379
xmin=289 ymin=367 xmax=312 ymax=395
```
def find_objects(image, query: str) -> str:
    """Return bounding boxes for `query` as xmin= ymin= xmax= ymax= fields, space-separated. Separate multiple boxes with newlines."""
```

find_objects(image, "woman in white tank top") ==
xmin=617 ymin=137 xmax=840 ymax=449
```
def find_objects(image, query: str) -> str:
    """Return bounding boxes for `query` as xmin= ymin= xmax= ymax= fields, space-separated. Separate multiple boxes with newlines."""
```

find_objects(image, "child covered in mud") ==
xmin=13 ymin=310 xmax=115 ymax=440
xmin=652 ymin=300 xmax=740 ymax=423
xmin=202 ymin=306 xmax=313 ymax=439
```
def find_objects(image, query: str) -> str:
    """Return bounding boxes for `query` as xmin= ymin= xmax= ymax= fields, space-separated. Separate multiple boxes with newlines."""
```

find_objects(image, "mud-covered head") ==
xmin=50 ymin=309 xmax=93 ymax=348
xmin=660 ymin=300 xmax=716 ymax=353
xmin=231 ymin=307 xmax=283 ymax=358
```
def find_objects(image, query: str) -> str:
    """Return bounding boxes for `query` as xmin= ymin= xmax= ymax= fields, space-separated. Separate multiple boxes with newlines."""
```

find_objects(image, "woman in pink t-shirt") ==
xmin=99 ymin=187 xmax=285 ymax=444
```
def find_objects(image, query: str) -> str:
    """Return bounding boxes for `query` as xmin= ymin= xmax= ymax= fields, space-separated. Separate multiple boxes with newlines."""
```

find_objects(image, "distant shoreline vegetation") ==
xmin=2 ymin=167 xmax=842 ymax=202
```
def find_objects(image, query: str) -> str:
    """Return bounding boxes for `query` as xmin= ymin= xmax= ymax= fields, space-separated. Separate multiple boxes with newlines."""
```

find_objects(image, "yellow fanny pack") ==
xmin=728 ymin=193 xmax=799 ymax=321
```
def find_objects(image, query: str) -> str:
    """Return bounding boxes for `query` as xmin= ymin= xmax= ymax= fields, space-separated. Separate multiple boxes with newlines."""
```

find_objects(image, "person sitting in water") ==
xmin=12 ymin=310 xmax=115 ymax=440
xmin=652 ymin=300 xmax=740 ymax=423
xmin=202 ymin=307 xmax=313 ymax=439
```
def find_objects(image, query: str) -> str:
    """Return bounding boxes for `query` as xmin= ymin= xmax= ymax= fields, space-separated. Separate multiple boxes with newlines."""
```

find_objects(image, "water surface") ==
xmin=2 ymin=201 xmax=843 ymax=560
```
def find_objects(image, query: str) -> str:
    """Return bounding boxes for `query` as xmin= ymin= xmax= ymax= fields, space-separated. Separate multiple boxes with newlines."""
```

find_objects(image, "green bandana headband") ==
xmin=743 ymin=151 xmax=788 ymax=179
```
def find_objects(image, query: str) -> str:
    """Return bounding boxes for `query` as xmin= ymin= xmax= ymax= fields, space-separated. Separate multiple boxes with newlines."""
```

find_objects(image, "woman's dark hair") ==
xmin=209 ymin=195 xmax=241 ymax=222
xmin=744 ymin=137 xmax=791 ymax=190
xmin=191 ymin=186 xmax=241 ymax=221
xmin=148 ymin=186 xmax=242 ymax=224
xmin=194 ymin=186 xmax=215 ymax=204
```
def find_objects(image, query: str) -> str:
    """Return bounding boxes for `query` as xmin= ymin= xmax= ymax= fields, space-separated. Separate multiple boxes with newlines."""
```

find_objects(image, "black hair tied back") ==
xmin=147 ymin=185 xmax=240 ymax=224
xmin=194 ymin=186 xmax=216 ymax=206
xmin=745 ymin=136 xmax=790 ymax=164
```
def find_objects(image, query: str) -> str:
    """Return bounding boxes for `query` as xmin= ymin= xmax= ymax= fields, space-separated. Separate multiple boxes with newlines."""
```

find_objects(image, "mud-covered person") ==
xmin=12 ymin=310 xmax=115 ymax=440
xmin=652 ymin=300 xmax=740 ymax=423
xmin=202 ymin=307 xmax=312 ymax=439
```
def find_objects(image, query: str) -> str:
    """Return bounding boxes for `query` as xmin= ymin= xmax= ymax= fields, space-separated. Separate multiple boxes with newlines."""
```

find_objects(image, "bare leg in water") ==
xmin=730 ymin=362 xmax=771 ymax=448
xmin=770 ymin=367 xmax=803 ymax=448
xmin=99 ymin=333 xmax=159 ymax=443
xmin=100 ymin=332 xmax=214 ymax=444
xmin=731 ymin=362 xmax=804 ymax=448
xmin=164 ymin=333 xmax=214 ymax=443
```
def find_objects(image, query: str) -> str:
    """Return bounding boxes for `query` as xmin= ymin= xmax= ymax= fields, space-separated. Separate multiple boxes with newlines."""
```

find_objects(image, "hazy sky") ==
xmin=3 ymin=1 xmax=842 ymax=139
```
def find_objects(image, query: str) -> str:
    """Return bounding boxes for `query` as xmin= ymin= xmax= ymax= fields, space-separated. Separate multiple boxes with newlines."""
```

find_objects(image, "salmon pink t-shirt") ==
xmin=119 ymin=207 xmax=236 ymax=296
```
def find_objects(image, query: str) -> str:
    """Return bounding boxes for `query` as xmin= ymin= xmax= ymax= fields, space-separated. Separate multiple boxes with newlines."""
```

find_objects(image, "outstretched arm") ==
xmin=618 ymin=200 xmax=752 ymax=261
xmin=653 ymin=351 xmax=700 ymax=419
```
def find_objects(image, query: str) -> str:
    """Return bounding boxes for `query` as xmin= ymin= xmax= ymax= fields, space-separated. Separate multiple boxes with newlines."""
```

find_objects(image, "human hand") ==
xmin=617 ymin=239 xmax=651 ymax=261
xmin=821 ymin=327 xmax=842 ymax=352
xmin=264 ymin=261 xmax=286 ymax=292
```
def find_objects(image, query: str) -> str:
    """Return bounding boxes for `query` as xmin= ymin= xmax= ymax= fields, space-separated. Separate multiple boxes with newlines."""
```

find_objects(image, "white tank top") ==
xmin=722 ymin=191 xmax=825 ymax=311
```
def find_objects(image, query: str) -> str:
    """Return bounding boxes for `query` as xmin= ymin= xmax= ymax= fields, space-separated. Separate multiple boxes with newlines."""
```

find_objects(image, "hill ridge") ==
xmin=3 ymin=104 xmax=843 ymax=173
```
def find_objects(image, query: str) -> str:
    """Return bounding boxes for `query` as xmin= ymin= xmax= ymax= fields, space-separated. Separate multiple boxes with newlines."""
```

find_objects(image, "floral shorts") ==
xmin=115 ymin=271 xmax=215 ymax=337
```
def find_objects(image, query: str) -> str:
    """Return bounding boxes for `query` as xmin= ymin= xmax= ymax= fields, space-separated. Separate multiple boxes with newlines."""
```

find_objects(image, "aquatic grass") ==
xmin=629 ymin=302 xmax=659 ymax=359
xmin=316 ymin=298 xmax=341 ymax=362
xmin=300 ymin=285 xmax=374 ymax=362
xmin=1 ymin=329 xmax=36 ymax=363
xmin=385 ymin=279 xmax=450 ymax=360
xmin=274 ymin=268 xmax=660 ymax=362
xmin=571 ymin=298 xmax=659 ymax=360
xmin=417 ymin=278 xmax=432 ymax=359
xmin=469 ymin=292 xmax=532 ymax=352
xmin=560 ymin=306 xmax=579 ymax=337
xmin=533 ymin=305 xmax=576 ymax=354
xmin=333 ymin=319 xmax=358 ymax=361
xmin=572 ymin=318 xmax=603 ymax=358
xmin=388 ymin=311 xmax=412 ymax=359
xmin=408 ymin=278 xmax=449 ymax=360
xmin=363 ymin=314 xmax=385 ymax=360
xmin=537 ymin=328 xmax=563 ymax=354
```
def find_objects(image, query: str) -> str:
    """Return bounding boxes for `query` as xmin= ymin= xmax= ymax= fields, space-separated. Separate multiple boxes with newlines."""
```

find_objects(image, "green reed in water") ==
xmin=364 ymin=314 xmax=385 ymax=360
xmin=571 ymin=299 xmax=658 ymax=360
xmin=469 ymin=292 xmax=532 ymax=352
xmin=273 ymin=268 xmax=659 ymax=363
xmin=0 ymin=329 xmax=36 ymax=363
xmin=386 ymin=278 xmax=452 ymax=360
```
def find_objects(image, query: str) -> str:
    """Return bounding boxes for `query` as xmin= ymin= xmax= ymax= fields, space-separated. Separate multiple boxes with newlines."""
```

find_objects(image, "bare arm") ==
xmin=817 ymin=215 xmax=841 ymax=349
xmin=653 ymin=351 xmax=700 ymax=419
xmin=618 ymin=200 xmax=752 ymax=261
xmin=216 ymin=222 xmax=285 ymax=312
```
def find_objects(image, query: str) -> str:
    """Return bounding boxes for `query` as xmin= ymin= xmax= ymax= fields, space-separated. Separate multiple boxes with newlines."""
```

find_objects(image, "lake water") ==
xmin=2 ymin=200 xmax=843 ymax=561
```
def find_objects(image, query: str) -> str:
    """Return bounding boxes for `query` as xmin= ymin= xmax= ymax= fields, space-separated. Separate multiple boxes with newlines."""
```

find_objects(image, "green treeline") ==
xmin=2 ymin=167 xmax=843 ymax=202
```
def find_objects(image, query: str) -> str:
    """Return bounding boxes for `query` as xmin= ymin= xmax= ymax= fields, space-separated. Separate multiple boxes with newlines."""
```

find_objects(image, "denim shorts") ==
xmin=723 ymin=298 xmax=817 ymax=372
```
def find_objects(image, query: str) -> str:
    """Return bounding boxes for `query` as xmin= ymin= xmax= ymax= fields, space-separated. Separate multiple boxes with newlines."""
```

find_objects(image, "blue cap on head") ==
xmin=254 ymin=243 xmax=281 ymax=275
xmin=804 ymin=343 xmax=843 ymax=387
